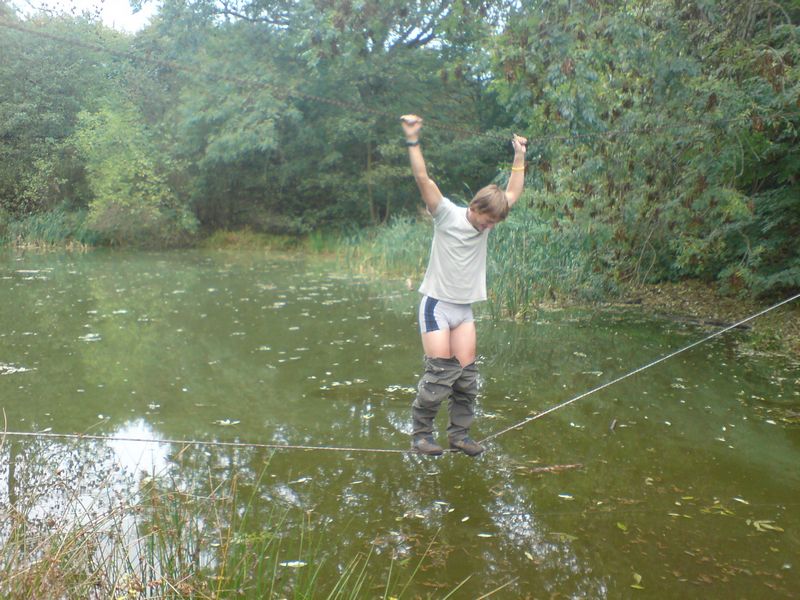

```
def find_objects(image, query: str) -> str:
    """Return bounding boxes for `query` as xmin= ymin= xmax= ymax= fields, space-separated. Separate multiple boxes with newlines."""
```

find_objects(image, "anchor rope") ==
xmin=479 ymin=292 xmax=800 ymax=445
xmin=0 ymin=429 xmax=410 ymax=454
xmin=2 ymin=292 xmax=797 ymax=456
xmin=0 ymin=17 xmax=796 ymax=456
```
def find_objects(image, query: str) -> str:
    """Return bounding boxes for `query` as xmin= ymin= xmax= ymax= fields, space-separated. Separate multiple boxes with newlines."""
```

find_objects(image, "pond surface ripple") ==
xmin=1 ymin=249 xmax=798 ymax=598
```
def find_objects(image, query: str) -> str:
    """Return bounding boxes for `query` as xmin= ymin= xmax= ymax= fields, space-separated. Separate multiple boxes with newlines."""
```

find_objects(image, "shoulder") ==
xmin=431 ymin=197 xmax=457 ymax=219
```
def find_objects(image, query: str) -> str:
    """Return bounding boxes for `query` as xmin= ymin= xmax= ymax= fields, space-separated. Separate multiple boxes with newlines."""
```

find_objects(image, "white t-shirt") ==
xmin=418 ymin=197 xmax=489 ymax=304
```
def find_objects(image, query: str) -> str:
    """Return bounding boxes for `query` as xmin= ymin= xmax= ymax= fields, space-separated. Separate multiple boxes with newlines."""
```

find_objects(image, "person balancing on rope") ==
xmin=401 ymin=114 xmax=528 ymax=456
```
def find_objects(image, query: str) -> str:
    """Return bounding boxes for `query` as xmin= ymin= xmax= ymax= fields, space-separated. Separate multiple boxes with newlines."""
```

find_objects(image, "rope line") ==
xmin=479 ymin=292 xmax=800 ymax=445
xmin=0 ymin=430 xmax=412 ymax=454
xmin=0 ymin=18 xmax=741 ymax=145
xmin=1 ymin=17 xmax=797 ymax=456
xmin=2 ymin=292 xmax=797 ymax=456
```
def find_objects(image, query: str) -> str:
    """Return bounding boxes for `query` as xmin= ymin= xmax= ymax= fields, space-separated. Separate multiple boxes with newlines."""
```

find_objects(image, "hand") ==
xmin=512 ymin=134 xmax=528 ymax=154
xmin=400 ymin=114 xmax=423 ymax=140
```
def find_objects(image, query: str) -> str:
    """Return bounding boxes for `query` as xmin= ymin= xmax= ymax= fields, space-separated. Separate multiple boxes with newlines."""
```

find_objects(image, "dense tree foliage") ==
xmin=0 ymin=0 xmax=797 ymax=296
xmin=491 ymin=0 xmax=799 ymax=295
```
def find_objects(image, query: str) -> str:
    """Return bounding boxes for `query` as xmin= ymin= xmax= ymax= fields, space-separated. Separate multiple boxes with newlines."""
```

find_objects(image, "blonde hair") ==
xmin=469 ymin=184 xmax=509 ymax=221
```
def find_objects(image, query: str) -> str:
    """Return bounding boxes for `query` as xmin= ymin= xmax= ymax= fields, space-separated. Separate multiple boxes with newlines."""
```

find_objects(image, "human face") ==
xmin=468 ymin=207 xmax=500 ymax=232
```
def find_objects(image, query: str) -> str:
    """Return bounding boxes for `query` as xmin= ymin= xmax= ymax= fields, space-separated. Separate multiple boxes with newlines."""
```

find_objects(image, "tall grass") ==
xmin=3 ymin=209 xmax=97 ymax=249
xmin=486 ymin=210 xmax=617 ymax=318
xmin=341 ymin=216 xmax=430 ymax=279
xmin=0 ymin=439 xmax=447 ymax=599
xmin=342 ymin=211 xmax=617 ymax=319
xmin=201 ymin=228 xmax=344 ymax=255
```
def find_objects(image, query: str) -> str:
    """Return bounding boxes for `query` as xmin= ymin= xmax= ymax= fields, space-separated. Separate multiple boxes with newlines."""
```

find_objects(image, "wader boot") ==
xmin=411 ymin=356 xmax=463 ymax=455
xmin=447 ymin=362 xmax=484 ymax=456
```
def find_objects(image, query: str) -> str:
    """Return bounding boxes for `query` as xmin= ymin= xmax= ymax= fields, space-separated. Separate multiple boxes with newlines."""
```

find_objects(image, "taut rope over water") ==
xmin=0 ymin=18 xmax=740 ymax=147
xmin=478 ymin=292 xmax=800 ymax=446
xmin=2 ymin=292 xmax=797 ymax=456
xmin=0 ymin=429 xmax=411 ymax=454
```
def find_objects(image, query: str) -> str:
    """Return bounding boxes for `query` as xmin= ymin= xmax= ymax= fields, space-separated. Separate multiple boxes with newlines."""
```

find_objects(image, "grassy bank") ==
xmin=342 ymin=212 xmax=616 ymax=320
xmin=342 ymin=216 xmax=800 ymax=358
xmin=4 ymin=214 xmax=797 ymax=356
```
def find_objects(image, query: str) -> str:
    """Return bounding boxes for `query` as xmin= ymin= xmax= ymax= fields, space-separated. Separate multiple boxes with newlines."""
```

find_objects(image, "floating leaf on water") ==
xmin=524 ymin=551 xmax=535 ymax=561
xmin=288 ymin=477 xmax=311 ymax=485
xmin=558 ymin=493 xmax=574 ymax=500
xmin=548 ymin=532 xmax=578 ymax=542
xmin=461 ymin=516 xmax=470 ymax=522
xmin=732 ymin=497 xmax=749 ymax=505
xmin=749 ymin=519 xmax=784 ymax=533
xmin=279 ymin=561 xmax=307 ymax=568
xmin=617 ymin=522 xmax=628 ymax=532
xmin=213 ymin=419 xmax=240 ymax=426
xmin=0 ymin=363 xmax=34 ymax=375
xmin=630 ymin=572 xmax=644 ymax=589
xmin=477 ymin=533 xmax=493 ymax=538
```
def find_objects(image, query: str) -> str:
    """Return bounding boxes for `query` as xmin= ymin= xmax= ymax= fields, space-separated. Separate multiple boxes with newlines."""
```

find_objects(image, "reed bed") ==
xmin=0 ymin=438 xmax=445 ymax=599
xmin=342 ymin=216 xmax=430 ymax=279
xmin=3 ymin=209 xmax=97 ymax=249
xmin=343 ymin=211 xmax=614 ymax=319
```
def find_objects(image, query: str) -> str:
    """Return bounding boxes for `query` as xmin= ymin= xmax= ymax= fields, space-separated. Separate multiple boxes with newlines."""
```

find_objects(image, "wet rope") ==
xmin=0 ymin=430 xmax=411 ymax=454
xmin=0 ymin=18 xmax=796 ymax=456
xmin=479 ymin=291 xmax=800 ymax=445
xmin=2 ymin=292 xmax=797 ymax=456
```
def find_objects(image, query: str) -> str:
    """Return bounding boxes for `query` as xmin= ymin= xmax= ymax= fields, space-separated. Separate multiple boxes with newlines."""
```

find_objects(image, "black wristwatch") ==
xmin=404 ymin=139 xmax=420 ymax=147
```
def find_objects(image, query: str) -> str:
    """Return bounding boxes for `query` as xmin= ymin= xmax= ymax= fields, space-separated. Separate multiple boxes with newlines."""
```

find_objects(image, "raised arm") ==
xmin=505 ymin=134 xmax=528 ymax=208
xmin=400 ymin=114 xmax=443 ymax=214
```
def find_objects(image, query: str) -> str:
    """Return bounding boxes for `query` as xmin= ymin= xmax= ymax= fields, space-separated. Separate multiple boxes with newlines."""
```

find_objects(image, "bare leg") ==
xmin=420 ymin=320 xmax=476 ymax=366
xmin=448 ymin=321 xmax=476 ymax=367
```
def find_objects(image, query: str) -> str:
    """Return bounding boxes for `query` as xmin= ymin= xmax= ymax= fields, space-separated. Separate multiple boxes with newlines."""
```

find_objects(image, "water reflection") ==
xmin=107 ymin=419 xmax=171 ymax=476
xmin=0 ymin=250 xmax=798 ymax=597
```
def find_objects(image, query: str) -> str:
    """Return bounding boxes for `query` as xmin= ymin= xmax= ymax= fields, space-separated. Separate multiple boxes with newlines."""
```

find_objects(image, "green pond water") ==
xmin=1 ymin=249 xmax=798 ymax=598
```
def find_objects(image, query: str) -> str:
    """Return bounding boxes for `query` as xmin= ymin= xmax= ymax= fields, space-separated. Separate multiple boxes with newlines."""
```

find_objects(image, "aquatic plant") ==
xmin=4 ymin=208 xmax=97 ymax=249
xmin=342 ymin=210 xmax=617 ymax=319
xmin=0 ymin=439 xmax=447 ymax=599
xmin=342 ymin=216 xmax=430 ymax=280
